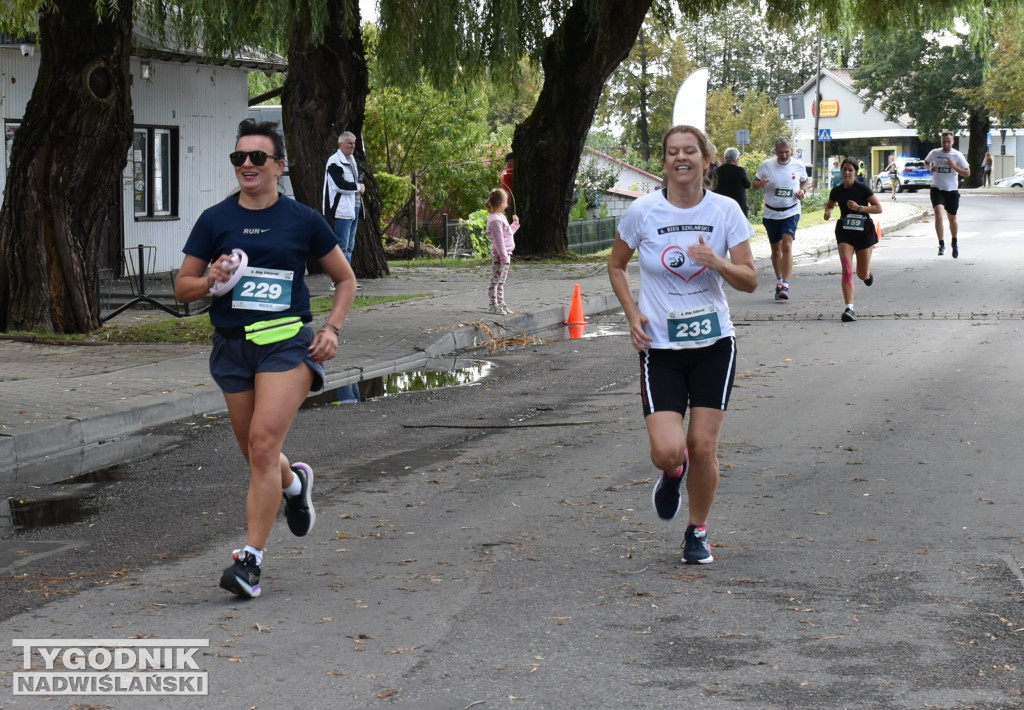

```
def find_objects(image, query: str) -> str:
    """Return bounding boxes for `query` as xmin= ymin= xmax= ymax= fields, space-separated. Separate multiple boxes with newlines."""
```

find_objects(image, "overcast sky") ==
xmin=360 ymin=0 xmax=377 ymax=22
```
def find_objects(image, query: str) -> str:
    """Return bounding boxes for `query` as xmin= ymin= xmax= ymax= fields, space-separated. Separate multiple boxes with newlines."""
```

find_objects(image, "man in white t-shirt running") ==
xmin=924 ymin=130 xmax=971 ymax=258
xmin=752 ymin=137 xmax=809 ymax=300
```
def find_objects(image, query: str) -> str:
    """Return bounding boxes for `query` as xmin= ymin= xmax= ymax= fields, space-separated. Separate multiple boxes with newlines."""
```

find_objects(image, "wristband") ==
xmin=322 ymin=322 xmax=340 ymax=335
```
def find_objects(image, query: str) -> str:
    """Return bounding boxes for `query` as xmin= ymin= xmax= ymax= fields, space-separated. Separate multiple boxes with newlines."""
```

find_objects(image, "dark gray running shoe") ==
xmin=219 ymin=550 xmax=261 ymax=598
xmin=682 ymin=524 xmax=713 ymax=564
xmin=284 ymin=463 xmax=315 ymax=537
xmin=651 ymin=451 xmax=688 ymax=521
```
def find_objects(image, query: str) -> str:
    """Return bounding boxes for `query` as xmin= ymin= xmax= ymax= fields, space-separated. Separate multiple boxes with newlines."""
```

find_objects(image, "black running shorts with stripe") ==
xmin=639 ymin=336 xmax=737 ymax=417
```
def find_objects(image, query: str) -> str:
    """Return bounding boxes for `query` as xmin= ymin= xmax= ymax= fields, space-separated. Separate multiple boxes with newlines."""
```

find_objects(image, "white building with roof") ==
xmin=1 ymin=34 xmax=286 ymax=275
xmin=578 ymin=146 xmax=663 ymax=218
xmin=787 ymin=67 xmax=1021 ymax=184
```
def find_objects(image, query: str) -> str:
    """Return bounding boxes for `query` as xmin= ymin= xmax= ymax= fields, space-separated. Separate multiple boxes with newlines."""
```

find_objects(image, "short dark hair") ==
xmin=505 ymin=152 xmax=515 ymax=163
xmin=237 ymin=118 xmax=285 ymax=160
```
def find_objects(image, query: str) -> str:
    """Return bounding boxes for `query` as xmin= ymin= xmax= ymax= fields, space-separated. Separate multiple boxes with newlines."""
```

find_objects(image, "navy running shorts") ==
xmin=639 ymin=336 xmax=737 ymax=417
xmin=929 ymin=187 xmax=960 ymax=215
xmin=763 ymin=214 xmax=801 ymax=244
xmin=209 ymin=325 xmax=325 ymax=394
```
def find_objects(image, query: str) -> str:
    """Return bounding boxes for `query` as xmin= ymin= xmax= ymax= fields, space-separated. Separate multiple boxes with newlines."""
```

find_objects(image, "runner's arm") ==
xmin=175 ymin=253 xmax=229 ymax=303
xmin=608 ymin=235 xmax=652 ymax=353
xmin=310 ymin=246 xmax=357 ymax=363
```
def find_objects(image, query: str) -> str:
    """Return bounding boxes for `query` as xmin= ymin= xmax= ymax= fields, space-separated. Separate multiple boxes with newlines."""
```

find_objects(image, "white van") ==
xmin=247 ymin=105 xmax=294 ymax=198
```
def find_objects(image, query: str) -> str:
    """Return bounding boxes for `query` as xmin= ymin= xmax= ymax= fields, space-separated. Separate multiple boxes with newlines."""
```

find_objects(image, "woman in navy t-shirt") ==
xmin=175 ymin=119 xmax=356 ymax=598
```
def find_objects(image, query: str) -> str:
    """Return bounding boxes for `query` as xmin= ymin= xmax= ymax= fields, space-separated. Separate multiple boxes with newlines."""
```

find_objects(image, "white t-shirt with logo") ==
xmin=755 ymin=157 xmax=808 ymax=219
xmin=618 ymin=190 xmax=754 ymax=350
xmin=925 ymin=148 xmax=968 ymax=192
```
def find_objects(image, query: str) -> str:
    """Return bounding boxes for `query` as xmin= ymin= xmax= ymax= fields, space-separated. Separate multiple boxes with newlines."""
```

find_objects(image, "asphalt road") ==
xmin=2 ymin=193 xmax=1022 ymax=709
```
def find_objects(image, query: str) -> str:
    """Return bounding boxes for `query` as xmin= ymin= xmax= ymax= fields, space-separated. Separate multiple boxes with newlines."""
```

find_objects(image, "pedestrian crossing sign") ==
xmin=818 ymin=129 xmax=832 ymax=141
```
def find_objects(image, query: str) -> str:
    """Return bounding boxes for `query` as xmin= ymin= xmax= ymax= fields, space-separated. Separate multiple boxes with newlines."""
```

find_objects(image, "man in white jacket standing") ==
xmin=323 ymin=132 xmax=364 ymax=285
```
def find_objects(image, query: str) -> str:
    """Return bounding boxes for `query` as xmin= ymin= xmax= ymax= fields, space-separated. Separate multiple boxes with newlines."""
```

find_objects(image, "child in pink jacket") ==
xmin=485 ymin=188 xmax=519 ymax=314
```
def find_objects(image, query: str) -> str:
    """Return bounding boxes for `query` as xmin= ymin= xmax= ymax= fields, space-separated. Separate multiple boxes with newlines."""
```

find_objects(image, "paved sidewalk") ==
xmin=0 ymin=202 xmax=921 ymax=486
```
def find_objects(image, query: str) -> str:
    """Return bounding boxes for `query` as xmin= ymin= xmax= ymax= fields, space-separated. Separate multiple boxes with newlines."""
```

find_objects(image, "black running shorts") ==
xmin=929 ymin=187 xmax=960 ymax=215
xmin=639 ymin=336 xmax=737 ymax=417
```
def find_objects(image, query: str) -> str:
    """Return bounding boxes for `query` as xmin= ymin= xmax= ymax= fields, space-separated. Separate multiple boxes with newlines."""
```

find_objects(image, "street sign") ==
xmin=818 ymin=129 xmax=831 ymax=142
xmin=736 ymin=129 xmax=750 ymax=145
xmin=777 ymin=93 xmax=805 ymax=120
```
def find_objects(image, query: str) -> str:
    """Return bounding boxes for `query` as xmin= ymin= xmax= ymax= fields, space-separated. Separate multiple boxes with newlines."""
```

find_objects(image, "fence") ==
xmin=428 ymin=215 xmax=620 ymax=258
xmin=566 ymin=216 xmax=618 ymax=255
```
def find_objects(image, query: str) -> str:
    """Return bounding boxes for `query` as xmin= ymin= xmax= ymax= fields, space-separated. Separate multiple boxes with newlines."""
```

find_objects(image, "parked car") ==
xmin=994 ymin=167 xmax=1024 ymax=188
xmin=873 ymin=158 xmax=932 ymax=193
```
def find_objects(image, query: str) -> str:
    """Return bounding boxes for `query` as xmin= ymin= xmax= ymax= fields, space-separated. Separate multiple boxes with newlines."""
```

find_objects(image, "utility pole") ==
xmin=411 ymin=170 xmax=420 ymax=257
xmin=812 ymin=29 xmax=823 ymax=192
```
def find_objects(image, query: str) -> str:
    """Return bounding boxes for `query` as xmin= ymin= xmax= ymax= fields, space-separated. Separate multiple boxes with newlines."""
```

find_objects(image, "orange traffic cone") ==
xmin=565 ymin=284 xmax=587 ymax=326
xmin=875 ymin=221 xmax=883 ymax=241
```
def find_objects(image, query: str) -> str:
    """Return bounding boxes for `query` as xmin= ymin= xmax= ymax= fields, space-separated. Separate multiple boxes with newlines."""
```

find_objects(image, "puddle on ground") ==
xmin=535 ymin=313 xmax=629 ymax=342
xmin=2 ymin=484 xmax=99 ymax=534
xmin=1 ymin=468 xmax=122 ymax=535
xmin=304 ymin=358 xmax=494 ymax=406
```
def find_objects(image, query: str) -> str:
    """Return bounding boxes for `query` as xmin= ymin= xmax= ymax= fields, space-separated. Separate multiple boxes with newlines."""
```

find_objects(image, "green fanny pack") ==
xmin=244 ymin=316 xmax=304 ymax=345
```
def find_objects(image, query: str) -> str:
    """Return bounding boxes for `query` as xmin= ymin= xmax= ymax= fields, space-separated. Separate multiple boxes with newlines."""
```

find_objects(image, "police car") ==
xmin=873 ymin=158 xmax=932 ymax=193
xmin=994 ymin=167 xmax=1024 ymax=188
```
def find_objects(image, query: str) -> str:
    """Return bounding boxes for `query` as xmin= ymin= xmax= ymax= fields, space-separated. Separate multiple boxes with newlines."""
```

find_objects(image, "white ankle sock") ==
xmin=242 ymin=545 xmax=263 ymax=565
xmin=283 ymin=471 xmax=302 ymax=498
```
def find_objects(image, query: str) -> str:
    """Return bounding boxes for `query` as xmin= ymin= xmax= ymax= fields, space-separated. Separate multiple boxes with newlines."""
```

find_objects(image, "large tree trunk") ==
xmin=283 ymin=0 xmax=388 ymax=279
xmin=0 ymin=0 xmax=133 ymax=333
xmin=965 ymin=109 xmax=989 ymax=189
xmin=512 ymin=0 xmax=652 ymax=258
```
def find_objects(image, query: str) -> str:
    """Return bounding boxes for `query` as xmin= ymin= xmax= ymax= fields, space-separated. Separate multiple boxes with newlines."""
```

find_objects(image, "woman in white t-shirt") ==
xmin=608 ymin=125 xmax=757 ymax=565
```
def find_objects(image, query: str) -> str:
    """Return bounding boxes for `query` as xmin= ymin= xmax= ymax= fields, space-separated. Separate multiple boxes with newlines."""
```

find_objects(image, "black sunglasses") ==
xmin=229 ymin=150 xmax=281 ymax=167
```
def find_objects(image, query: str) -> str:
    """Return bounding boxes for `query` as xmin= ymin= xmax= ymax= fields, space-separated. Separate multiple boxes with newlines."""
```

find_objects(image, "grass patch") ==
xmin=6 ymin=292 xmax=428 ymax=345
xmin=391 ymin=257 xmax=486 ymax=269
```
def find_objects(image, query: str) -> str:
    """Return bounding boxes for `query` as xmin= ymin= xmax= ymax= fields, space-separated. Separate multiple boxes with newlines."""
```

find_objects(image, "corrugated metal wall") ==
xmin=128 ymin=57 xmax=249 ymax=272
xmin=0 ymin=49 xmax=40 ymax=192
xmin=1 ymin=48 xmax=250 ymax=275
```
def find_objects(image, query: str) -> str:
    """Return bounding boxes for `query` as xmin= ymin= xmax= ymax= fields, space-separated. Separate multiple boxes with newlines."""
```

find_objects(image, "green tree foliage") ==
xmin=362 ymin=24 xmax=512 ymax=229
xmin=485 ymin=59 xmax=543 ymax=133
xmin=852 ymin=25 xmax=991 ymax=185
xmin=365 ymin=81 xmax=508 ymax=218
xmin=5 ymin=0 xmax=1024 ymax=330
xmin=671 ymin=4 xmax=831 ymax=98
xmin=374 ymin=172 xmax=413 ymax=228
xmin=980 ymin=6 xmax=1024 ymax=126
xmin=573 ymin=154 xmax=620 ymax=210
xmin=705 ymin=87 xmax=789 ymax=158
xmin=249 ymin=72 xmax=285 ymax=103
xmin=376 ymin=0 xmax=663 ymax=256
xmin=853 ymin=29 xmax=983 ymax=140
xmin=596 ymin=20 xmax=695 ymax=163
